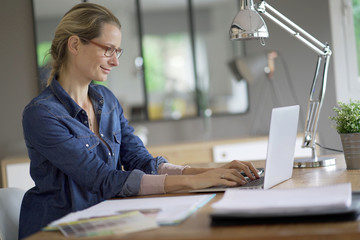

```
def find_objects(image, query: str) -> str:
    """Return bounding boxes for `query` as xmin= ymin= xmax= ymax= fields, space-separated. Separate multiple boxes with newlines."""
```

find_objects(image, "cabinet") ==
xmin=1 ymin=156 xmax=34 ymax=190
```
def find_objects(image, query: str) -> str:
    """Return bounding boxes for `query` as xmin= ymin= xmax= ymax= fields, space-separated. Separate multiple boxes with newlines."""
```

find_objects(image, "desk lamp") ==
xmin=230 ymin=0 xmax=335 ymax=168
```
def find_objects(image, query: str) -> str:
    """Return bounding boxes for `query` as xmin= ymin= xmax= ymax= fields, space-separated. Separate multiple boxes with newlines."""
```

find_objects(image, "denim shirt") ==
xmin=19 ymin=78 xmax=167 ymax=239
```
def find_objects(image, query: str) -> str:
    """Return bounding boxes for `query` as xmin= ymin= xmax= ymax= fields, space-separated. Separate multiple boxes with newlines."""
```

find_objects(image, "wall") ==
xmin=0 ymin=0 xmax=341 ymax=188
xmin=0 ymin=1 xmax=38 ymax=157
xmin=0 ymin=0 xmax=38 ymax=186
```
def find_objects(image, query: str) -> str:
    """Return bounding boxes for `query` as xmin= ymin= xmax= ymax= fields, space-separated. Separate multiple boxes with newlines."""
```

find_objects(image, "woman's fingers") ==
xmin=241 ymin=161 xmax=260 ymax=179
xmin=218 ymin=169 xmax=247 ymax=185
xmin=221 ymin=160 xmax=260 ymax=179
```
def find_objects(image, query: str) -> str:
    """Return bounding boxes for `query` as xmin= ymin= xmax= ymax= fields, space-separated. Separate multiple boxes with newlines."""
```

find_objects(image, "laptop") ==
xmin=191 ymin=105 xmax=300 ymax=192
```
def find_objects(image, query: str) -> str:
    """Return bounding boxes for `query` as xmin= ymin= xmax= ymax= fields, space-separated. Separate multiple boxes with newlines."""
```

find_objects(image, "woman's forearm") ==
xmin=181 ymin=167 xmax=214 ymax=175
xmin=164 ymin=175 xmax=193 ymax=192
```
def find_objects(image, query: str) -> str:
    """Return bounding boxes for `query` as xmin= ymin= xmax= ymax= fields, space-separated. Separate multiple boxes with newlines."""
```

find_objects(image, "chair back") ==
xmin=0 ymin=188 xmax=25 ymax=240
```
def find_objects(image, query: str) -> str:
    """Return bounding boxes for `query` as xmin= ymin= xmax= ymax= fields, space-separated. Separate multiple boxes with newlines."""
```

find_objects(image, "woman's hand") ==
xmin=165 ymin=161 xmax=260 ymax=192
xmin=186 ymin=168 xmax=248 ymax=190
xmin=219 ymin=160 xmax=260 ymax=180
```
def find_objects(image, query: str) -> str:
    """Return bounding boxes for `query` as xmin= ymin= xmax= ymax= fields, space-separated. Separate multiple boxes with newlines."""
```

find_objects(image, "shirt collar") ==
xmin=49 ymin=76 xmax=106 ymax=118
xmin=88 ymin=84 xmax=104 ymax=106
xmin=50 ymin=77 xmax=82 ymax=118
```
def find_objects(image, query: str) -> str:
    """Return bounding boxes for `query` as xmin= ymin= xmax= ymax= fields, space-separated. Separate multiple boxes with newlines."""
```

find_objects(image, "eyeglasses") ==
xmin=83 ymin=39 xmax=124 ymax=59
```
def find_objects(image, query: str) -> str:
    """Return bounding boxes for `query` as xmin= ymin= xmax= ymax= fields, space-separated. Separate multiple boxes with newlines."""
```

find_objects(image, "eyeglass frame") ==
xmin=81 ymin=38 xmax=124 ymax=59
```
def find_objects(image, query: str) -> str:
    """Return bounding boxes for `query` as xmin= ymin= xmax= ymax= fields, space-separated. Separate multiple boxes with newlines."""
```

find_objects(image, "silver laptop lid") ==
xmin=263 ymin=105 xmax=299 ymax=189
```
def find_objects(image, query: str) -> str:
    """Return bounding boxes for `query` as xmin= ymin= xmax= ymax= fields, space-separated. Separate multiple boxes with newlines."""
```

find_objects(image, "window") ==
xmin=140 ymin=0 xmax=197 ymax=120
xmin=143 ymin=34 xmax=197 ymax=120
xmin=329 ymin=0 xmax=360 ymax=102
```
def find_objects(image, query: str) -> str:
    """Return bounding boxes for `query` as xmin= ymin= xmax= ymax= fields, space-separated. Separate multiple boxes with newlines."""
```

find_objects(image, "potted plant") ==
xmin=329 ymin=100 xmax=360 ymax=169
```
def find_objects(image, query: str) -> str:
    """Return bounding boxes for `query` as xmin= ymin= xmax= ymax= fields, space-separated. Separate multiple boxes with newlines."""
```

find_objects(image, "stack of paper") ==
xmin=212 ymin=183 xmax=352 ymax=213
xmin=47 ymin=194 xmax=215 ymax=233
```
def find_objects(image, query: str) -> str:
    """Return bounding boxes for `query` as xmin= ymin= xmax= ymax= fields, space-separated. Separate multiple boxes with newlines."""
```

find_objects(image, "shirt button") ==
xmin=97 ymin=110 xmax=102 ymax=114
xmin=112 ymin=153 xmax=115 ymax=156
xmin=81 ymin=110 xmax=86 ymax=114
xmin=85 ymin=144 xmax=89 ymax=147
xmin=99 ymin=99 xmax=104 ymax=104
xmin=108 ymin=152 xmax=111 ymax=156
xmin=100 ymin=133 xmax=104 ymax=137
xmin=84 ymin=120 xmax=88 ymax=124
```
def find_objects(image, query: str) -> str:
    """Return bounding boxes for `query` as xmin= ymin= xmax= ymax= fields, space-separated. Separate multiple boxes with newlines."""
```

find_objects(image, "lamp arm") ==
xmin=257 ymin=1 xmax=332 ymax=56
xmin=257 ymin=1 xmax=332 ymax=156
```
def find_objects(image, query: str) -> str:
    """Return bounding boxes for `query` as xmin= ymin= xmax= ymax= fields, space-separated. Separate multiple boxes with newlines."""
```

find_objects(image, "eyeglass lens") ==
xmin=105 ymin=48 xmax=123 ymax=59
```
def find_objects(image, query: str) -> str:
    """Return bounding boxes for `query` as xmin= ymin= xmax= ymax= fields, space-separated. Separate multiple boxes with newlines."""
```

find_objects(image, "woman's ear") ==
xmin=67 ymin=35 xmax=81 ymax=56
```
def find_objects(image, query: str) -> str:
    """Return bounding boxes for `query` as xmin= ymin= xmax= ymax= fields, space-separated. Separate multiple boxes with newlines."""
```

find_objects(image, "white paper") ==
xmin=48 ymin=194 xmax=215 ymax=228
xmin=212 ymin=183 xmax=352 ymax=213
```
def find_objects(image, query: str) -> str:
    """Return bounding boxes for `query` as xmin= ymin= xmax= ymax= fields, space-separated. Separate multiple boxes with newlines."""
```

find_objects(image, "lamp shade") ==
xmin=230 ymin=0 xmax=269 ymax=40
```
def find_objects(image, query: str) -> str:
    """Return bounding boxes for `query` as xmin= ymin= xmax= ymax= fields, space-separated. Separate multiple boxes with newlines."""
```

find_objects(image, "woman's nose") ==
xmin=109 ymin=54 xmax=119 ymax=66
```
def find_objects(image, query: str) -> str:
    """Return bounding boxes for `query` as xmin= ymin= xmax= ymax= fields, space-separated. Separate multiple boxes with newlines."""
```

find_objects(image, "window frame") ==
xmin=329 ymin=0 xmax=360 ymax=102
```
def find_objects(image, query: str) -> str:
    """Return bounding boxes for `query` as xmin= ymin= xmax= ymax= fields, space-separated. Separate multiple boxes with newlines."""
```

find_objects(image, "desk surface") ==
xmin=26 ymin=155 xmax=360 ymax=240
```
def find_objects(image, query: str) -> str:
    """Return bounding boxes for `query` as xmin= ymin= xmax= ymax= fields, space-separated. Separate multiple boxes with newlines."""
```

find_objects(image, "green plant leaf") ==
xmin=329 ymin=99 xmax=360 ymax=133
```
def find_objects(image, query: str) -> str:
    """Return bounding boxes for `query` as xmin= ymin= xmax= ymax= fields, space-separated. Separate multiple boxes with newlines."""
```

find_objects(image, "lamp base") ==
xmin=293 ymin=156 xmax=336 ymax=168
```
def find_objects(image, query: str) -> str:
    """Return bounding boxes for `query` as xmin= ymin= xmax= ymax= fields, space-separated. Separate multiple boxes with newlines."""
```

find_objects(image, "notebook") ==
xmin=191 ymin=105 xmax=300 ymax=192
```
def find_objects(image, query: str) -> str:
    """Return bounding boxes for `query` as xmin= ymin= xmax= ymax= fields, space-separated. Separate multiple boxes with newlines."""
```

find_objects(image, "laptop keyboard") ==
xmin=189 ymin=175 xmax=265 ymax=192
xmin=242 ymin=176 xmax=265 ymax=187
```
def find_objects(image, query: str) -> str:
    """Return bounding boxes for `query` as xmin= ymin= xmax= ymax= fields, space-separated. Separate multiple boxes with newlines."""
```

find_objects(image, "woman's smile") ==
xmin=100 ymin=66 xmax=111 ymax=74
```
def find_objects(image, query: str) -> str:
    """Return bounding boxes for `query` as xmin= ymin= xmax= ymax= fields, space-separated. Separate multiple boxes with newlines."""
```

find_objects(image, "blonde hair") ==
xmin=47 ymin=3 xmax=121 ymax=85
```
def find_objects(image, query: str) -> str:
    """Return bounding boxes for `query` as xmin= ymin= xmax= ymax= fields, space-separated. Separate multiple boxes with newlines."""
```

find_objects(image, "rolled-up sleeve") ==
xmin=138 ymin=174 xmax=167 ymax=195
xmin=137 ymin=162 xmax=190 ymax=195
xmin=158 ymin=163 xmax=190 ymax=175
xmin=118 ymin=169 xmax=145 ymax=196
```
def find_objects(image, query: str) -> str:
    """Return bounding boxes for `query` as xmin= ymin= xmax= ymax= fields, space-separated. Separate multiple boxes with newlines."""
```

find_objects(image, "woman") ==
xmin=19 ymin=3 xmax=259 ymax=239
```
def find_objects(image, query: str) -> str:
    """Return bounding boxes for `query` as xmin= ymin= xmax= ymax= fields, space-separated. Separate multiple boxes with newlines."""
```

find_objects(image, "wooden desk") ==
xmin=25 ymin=155 xmax=360 ymax=240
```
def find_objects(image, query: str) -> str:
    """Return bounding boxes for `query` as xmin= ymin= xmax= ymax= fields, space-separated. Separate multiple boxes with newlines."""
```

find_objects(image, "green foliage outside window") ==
xmin=143 ymin=36 xmax=166 ymax=92
xmin=37 ymin=42 xmax=51 ymax=67
xmin=353 ymin=0 xmax=360 ymax=75
xmin=143 ymin=34 xmax=187 ymax=93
